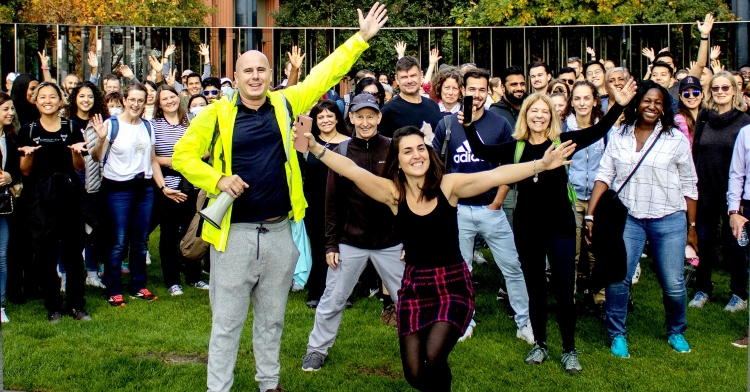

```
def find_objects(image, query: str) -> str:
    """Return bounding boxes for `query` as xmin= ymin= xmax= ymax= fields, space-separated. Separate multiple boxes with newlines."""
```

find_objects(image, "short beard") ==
xmin=505 ymin=93 xmax=526 ymax=106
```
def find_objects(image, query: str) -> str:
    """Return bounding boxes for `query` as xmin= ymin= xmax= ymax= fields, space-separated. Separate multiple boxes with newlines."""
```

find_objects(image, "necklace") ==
xmin=319 ymin=132 xmax=339 ymax=149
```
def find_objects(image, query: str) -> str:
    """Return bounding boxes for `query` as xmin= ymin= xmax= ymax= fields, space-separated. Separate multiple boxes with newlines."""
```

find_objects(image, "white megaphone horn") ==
xmin=199 ymin=191 xmax=234 ymax=229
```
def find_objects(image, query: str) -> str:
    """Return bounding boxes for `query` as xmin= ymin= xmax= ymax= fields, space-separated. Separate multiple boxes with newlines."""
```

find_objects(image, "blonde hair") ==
xmin=512 ymin=93 xmax=562 ymax=142
xmin=706 ymin=71 xmax=745 ymax=112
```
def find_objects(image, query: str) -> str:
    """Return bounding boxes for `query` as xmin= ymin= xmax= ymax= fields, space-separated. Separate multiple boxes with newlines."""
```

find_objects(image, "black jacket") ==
xmin=488 ymin=98 xmax=521 ymax=128
xmin=325 ymin=134 xmax=399 ymax=253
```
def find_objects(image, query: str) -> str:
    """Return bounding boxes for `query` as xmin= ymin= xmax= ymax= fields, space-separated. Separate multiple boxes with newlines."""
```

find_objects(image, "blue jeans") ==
xmin=457 ymin=204 xmax=529 ymax=328
xmin=0 ymin=217 xmax=8 ymax=305
xmin=102 ymin=183 xmax=154 ymax=296
xmin=606 ymin=211 xmax=687 ymax=339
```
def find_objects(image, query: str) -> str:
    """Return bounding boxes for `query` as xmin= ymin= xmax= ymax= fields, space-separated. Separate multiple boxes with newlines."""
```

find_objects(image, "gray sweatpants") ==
xmin=206 ymin=221 xmax=299 ymax=392
xmin=306 ymin=243 xmax=404 ymax=356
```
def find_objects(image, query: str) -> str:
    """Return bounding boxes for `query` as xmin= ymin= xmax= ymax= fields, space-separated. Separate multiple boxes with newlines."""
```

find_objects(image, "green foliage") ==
xmin=452 ymin=0 xmax=737 ymax=27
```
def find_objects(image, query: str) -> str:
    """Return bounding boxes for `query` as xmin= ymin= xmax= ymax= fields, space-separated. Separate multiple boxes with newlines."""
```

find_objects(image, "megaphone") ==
xmin=199 ymin=191 xmax=234 ymax=229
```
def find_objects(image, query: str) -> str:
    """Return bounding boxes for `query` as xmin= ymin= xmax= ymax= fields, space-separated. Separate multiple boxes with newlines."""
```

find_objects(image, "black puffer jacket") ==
xmin=488 ymin=98 xmax=521 ymax=128
xmin=325 ymin=134 xmax=399 ymax=253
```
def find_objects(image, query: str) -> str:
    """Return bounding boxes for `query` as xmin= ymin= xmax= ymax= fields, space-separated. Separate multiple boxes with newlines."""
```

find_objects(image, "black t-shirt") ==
xmin=18 ymin=119 xmax=85 ymax=177
xmin=379 ymin=95 xmax=442 ymax=138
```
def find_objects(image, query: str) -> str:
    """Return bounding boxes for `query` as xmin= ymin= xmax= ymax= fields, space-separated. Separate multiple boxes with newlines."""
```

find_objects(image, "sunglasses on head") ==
xmin=560 ymin=78 xmax=575 ymax=86
xmin=567 ymin=57 xmax=580 ymax=62
xmin=710 ymin=85 xmax=731 ymax=93
xmin=203 ymin=90 xmax=219 ymax=96
xmin=553 ymin=87 xmax=566 ymax=94
xmin=682 ymin=90 xmax=701 ymax=98
xmin=365 ymin=91 xmax=380 ymax=99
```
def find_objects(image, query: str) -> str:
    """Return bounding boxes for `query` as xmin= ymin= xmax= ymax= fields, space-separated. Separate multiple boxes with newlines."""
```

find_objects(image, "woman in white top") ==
xmin=90 ymin=83 xmax=182 ymax=307
xmin=150 ymin=85 xmax=208 ymax=296
xmin=586 ymin=80 xmax=698 ymax=358
xmin=430 ymin=67 xmax=462 ymax=114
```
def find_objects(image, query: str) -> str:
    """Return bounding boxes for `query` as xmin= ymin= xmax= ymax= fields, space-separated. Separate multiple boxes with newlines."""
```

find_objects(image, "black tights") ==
xmin=399 ymin=322 xmax=461 ymax=392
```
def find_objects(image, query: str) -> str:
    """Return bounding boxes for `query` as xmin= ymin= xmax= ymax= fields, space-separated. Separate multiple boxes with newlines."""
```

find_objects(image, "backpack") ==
xmin=513 ymin=139 xmax=579 ymax=227
xmin=439 ymin=114 xmax=453 ymax=165
xmin=342 ymin=93 xmax=353 ymax=119
xmin=102 ymin=116 xmax=153 ymax=165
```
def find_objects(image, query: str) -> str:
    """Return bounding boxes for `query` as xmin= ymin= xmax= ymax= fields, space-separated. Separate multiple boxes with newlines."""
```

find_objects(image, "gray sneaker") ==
xmin=561 ymin=349 xmax=582 ymax=373
xmin=301 ymin=351 xmax=326 ymax=372
xmin=524 ymin=344 xmax=548 ymax=365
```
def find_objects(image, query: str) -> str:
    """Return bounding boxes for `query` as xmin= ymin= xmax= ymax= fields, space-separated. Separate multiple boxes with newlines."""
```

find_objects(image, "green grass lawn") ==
xmin=1 ymin=236 xmax=748 ymax=391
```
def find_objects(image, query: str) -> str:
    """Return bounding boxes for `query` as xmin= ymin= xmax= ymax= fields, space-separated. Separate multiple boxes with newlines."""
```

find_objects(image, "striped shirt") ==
xmin=595 ymin=121 xmax=698 ymax=219
xmin=151 ymin=117 xmax=187 ymax=190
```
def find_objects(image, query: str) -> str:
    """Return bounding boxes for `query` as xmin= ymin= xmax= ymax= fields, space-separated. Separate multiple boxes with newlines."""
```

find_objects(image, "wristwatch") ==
xmin=689 ymin=222 xmax=696 ymax=227
xmin=729 ymin=210 xmax=739 ymax=216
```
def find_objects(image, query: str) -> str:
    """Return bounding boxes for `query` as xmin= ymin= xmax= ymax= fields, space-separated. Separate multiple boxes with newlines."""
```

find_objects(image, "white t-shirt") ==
xmin=102 ymin=118 xmax=155 ymax=181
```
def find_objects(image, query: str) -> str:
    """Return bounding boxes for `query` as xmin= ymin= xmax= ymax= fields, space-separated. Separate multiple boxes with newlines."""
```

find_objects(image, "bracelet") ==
xmin=315 ymin=147 xmax=327 ymax=160
xmin=701 ymin=37 xmax=709 ymax=40
xmin=41 ymin=66 xmax=50 ymax=70
xmin=584 ymin=215 xmax=594 ymax=222
xmin=532 ymin=159 xmax=538 ymax=183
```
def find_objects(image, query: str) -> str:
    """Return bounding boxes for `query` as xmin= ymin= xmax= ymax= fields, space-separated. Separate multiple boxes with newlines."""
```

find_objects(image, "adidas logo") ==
xmin=454 ymin=140 xmax=484 ymax=163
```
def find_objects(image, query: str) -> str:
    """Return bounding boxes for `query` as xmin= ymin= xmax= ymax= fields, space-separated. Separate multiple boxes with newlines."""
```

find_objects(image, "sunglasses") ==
xmin=203 ymin=90 xmax=219 ymax=96
xmin=682 ymin=90 xmax=701 ymax=98
xmin=560 ymin=78 xmax=575 ymax=86
xmin=710 ymin=85 xmax=731 ymax=93
xmin=567 ymin=57 xmax=580 ymax=62
xmin=365 ymin=91 xmax=380 ymax=99
xmin=553 ymin=87 xmax=566 ymax=94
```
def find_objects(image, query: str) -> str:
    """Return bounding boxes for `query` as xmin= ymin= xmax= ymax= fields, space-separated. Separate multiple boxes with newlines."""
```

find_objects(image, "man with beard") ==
xmin=529 ymin=62 xmax=552 ymax=94
xmin=63 ymin=74 xmax=80 ymax=97
xmin=488 ymin=65 xmax=527 ymax=128
xmin=379 ymin=56 xmax=441 ymax=138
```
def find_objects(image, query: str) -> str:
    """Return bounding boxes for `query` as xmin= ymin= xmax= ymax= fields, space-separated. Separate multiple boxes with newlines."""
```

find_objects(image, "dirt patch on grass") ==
xmin=137 ymin=351 xmax=208 ymax=365
xmin=353 ymin=365 xmax=401 ymax=379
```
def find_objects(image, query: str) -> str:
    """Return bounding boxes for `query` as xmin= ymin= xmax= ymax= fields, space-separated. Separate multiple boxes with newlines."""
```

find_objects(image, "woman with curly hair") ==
xmin=430 ymin=67 xmax=463 ymax=114
xmin=64 ymin=81 xmax=108 ymax=130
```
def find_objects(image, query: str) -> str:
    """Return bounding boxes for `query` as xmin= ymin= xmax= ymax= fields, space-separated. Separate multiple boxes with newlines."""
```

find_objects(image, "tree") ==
xmin=10 ymin=0 xmax=213 ymax=26
xmin=451 ymin=0 xmax=736 ymax=27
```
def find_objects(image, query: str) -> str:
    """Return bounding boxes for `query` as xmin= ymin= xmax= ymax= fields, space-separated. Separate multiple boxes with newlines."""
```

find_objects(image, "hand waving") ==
xmin=90 ymin=114 xmax=108 ymax=140
xmin=697 ymin=13 xmax=714 ymax=38
xmin=429 ymin=48 xmax=442 ymax=65
xmin=199 ymin=43 xmax=210 ymax=57
xmin=287 ymin=46 xmax=306 ymax=69
xmin=166 ymin=69 xmax=177 ymax=87
xmin=641 ymin=47 xmax=655 ymax=62
xmin=149 ymin=55 xmax=164 ymax=73
xmin=357 ymin=2 xmax=389 ymax=42
xmin=540 ymin=140 xmax=575 ymax=171
xmin=394 ymin=41 xmax=407 ymax=58
xmin=586 ymin=46 xmax=596 ymax=57
xmin=613 ymin=77 xmax=637 ymax=106
xmin=120 ymin=65 xmax=134 ymax=80
xmin=710 ymin=45 xmax=721 ymax=60
xmin=87 ymin=51 xmax=98 ymax=69
xmin=164 ymin=44 xmax=176 ymax=58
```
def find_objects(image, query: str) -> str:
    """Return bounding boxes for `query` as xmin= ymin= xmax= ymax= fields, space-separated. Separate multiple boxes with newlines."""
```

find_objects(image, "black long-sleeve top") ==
xmin=464 ymin=104 xmax=625 ymax=237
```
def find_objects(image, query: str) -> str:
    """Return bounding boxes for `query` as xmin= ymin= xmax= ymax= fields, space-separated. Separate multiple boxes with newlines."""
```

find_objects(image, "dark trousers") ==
xmin=516 ymin=233 xmax=577 ymax=352
xmin=154 ymin=188 xmax=201 ymax=287
xmin=38 ymin=220 xmax=86 ymax=313
xmin=305 ymin=215 xmax=327 ymax=302
xmin=694 ymin=202 xmax=749 ymax=299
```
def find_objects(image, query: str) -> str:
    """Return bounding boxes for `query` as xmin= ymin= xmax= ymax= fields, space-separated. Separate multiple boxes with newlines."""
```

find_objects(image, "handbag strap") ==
xmin=615 ymin=129 xmax=663 ymax=195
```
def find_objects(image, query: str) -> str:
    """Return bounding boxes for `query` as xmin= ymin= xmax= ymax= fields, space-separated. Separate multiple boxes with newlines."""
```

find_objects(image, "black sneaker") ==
xmin=70 ymin=309 xmax=92 ymax=321
xmin=48 ymin=311 xmax=63 ymax=324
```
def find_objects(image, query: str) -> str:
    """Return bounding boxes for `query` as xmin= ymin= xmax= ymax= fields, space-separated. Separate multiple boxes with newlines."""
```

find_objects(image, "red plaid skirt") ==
xmin=396 ymin=262 xmax=475 ymax=337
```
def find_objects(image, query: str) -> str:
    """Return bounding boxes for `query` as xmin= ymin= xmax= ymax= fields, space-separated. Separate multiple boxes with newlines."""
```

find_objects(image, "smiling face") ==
xmin=551 ymin=95 xmax=567 ymax=117
xmin=104 ymin=79 xmax=121 ymax=94
xmin=158 ymin=89 xmax=180 ymax=115
xmin=35 ymin=85 xmax=62 ymax=115
xmin=504 ymin=74 xmax=526 ymax=101
xmin=529 ymin=66 xmax=551 ymax=91
xmin=64 ymin=74 xmax=79 ymax=94
xmin=145 ymin=83 xmax=156 ymax=105
xmin=26 ymin=80 xmax=39 ymax=104
xmin=680 ymin=87 xmax=703 ymax=110
xmin=638 ymin=88 xmax=665 ymax=125
xmin=571 ymin=84 xmax=596 ymax=118
xmin=441 ymin=78 xmax=460 ymax=106
xmin=203 ymin=86 xmax=221 ymax=103
xmin=650 ymin=66 xmax=672 ymax=89
xmin=123 ymin=89 xmax=146 ymax=118
xmin=379 ymin=74 xmax=389 ymax=84
xmin=235 ymin=51 xmax=271 ymax=102
xmin=315 ymin=109 xmax=338 ymax=135
xmin=463 ymin=76 xmax=489 ymax=112
xmin=396 ymin=65 xmax=422 ymax=97
xmin=189 ymin=97 xmax=207 ymax=110
xmin=398 ymin=134 xmax=430 ymax=178
xmin=526 ymin=99 xmax=551 ymax=135
xmin=186 ymin=75 xmax=202 ymax=96
xmin=607 ymin=70 xmax=626 ymax=94
xmin=76 ymin=87 xmax=94 ymax=114
xmin=585 ymin=64 xmax=605 ymax=89
xmin=0 ymin=100 xmax=15 ymax=126
xmin=711 ymin=76 xmax=735 ymax=106
xmin=349 ymin=107 xmax=381 ymax=140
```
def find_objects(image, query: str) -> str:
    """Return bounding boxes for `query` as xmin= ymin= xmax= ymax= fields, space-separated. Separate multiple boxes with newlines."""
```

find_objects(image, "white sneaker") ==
xmin=168 ymin=284 xmax=184 ymax=296
xmin=458 ymin=325 xmax=474 ymax=342
xmin=146 ymin=251 xmax=152 ymax=265
xmin=632 ymin=263 xmax=641 ymax=284
xmin=1 ymin=307 xmax=9 ymax=323
xmin=192 ymin=281 xmax=210 ymax=290
xmin=688 ymin=291 xmax=709 ymax=308
xmin=60 ymin=272 xmax=66 ymax=293
xmin=474 ymin=250 xmax=487 ymax=264
xmin=724 ymin=295 xmax=748 ymax=313
xmin=516 ymin=324 xmax=535 ymax=345
xmin=85 ymin=276 xmax=107 ymax=289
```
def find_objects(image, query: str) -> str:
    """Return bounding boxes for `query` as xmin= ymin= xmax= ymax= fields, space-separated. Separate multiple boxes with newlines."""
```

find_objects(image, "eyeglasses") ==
xmin=365 ymin=91 xmax=380 ymax=99
xmin=711 ymin=85 xmax=732 ymax=93
xmin=203 ymin=90 xmax=219 ymax=96
xmin=126 ymin=98 xmax=145 ymax=105
xmin=560 ymin=78 xmax=575 ymax=86
xmin=567 ymin=57 xmax=581 ymax=62
xmin=682 ymin=90 xmax=701 ymax=98
xmin=586 ymin=69 xmax=603 ymax=77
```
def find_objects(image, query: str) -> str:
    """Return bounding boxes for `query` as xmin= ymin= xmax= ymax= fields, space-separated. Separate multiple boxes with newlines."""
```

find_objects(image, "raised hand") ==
xmin=166 ymin=69 xmax=177 ymax=87
xmin=18 ymin=145 xmax=42 ymax=156
xmin=457 ymin=105 xmax=478 ymax=127
xmin=120 ymin=65 xmax=134 ymax=80
xmin=689 ymin=60 xmax=698 ymax=69
xmin=540 ymin=140 xmax=575 ymax=171
xmin=164 ymin=44 xmax=176 ymax=58
xmin=37 ymin=50 xmax=50 ymax=66
xmin=711 ymin=59 xmax=724 ymax=73
xmin=586 ymin=46 xmax=596 ymax=57
xmin=163 ymin=187 xmax=188 ymax=203
xmin=394 ymin=41 xmax=407 ymax=58
xmin=199 ymin=43 xmax=210 ymax=57
xmin=613 ymin=77 xmax=637 ymax=106
xmin=641 ymin=47 xmax=655 ymax=62
xmin=658 ymin=46 xmax=669 ymax=54
xmin=710 ymin=45 xmax=721 ymax=60
xmin=90 ymin=114 xmax=108 ymax=140
xmin=149 ymin=55 xmax=163 ymax=73
xmin=87 ymin=51 xmax=98 ymax=69
xmin=429 ymin=48 xmax=442 ymax=65
xmin=697 ymin=13 xmax=714 ymax=38
xmin=358 ymin=2 xmax=388 ymax=42
xmin=68 ymin=142 xmax=88 ymax=155
xmin=287 ymin=46 xmax=306 ymax=70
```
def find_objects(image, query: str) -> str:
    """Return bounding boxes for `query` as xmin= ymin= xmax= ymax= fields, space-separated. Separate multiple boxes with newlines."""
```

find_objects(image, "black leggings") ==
xmin=399 ymin=322 xmax=461 ymax=392
xmin=515 ymin=234 xmax=577 ymax=352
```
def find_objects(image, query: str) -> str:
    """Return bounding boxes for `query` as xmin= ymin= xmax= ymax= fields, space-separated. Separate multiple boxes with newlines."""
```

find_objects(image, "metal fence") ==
xmin=1 ymin=22 xmax=748 ymax=88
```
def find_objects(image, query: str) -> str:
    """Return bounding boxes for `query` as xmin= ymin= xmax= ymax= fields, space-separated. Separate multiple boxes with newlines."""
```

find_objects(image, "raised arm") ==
xmin=688 ymin=14 xmax=714 ymax=78
xmin=304 ymin=133 xmax=399 ymax=212
xmin=285 ymin=46 xmax=305 ymax=88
